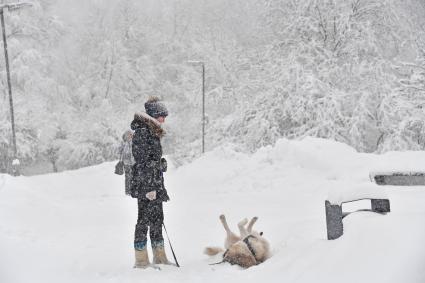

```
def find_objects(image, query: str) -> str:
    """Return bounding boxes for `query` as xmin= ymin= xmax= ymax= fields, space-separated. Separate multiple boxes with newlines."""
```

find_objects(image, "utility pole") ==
xmin=188 ymin=60 xmax=205 ymax=154
xmin=0 ymin=2 xmax=32 ymax=176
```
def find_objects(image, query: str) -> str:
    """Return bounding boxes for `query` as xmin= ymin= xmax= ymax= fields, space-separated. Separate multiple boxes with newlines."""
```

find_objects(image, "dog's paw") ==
xmin=238 ymin=218 xmax=248 ymax=226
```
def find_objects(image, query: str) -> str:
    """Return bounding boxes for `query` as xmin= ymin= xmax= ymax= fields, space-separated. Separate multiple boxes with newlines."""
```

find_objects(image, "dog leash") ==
xmin=209 ymin=249 xmax=229 ymax=266
xmin=163 ymin=223 xmax=180 ymax=267
xmin=209 ymin=260 xmax=227 ymax=266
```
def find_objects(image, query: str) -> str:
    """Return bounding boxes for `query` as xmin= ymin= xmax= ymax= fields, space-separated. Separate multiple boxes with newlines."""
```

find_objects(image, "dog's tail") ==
xmin=204 ymin=247 xmax=224 ymax=256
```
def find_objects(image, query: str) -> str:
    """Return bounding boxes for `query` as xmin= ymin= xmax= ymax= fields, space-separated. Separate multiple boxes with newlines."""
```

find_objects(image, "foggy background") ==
xmin=0 ymin=0 xmax=424 ymax=174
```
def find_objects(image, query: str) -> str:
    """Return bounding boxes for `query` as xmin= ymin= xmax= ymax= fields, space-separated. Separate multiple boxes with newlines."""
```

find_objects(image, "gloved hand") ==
xmin=160 ymin=157 xmax=167 ymax=173
xmin=146 ymin=191 xmax=157 ymax=201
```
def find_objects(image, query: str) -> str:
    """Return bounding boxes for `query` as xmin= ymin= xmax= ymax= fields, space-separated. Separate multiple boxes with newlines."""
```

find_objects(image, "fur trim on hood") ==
xmin=131 ymin=112 xmax=165 ymax=138
xmin=122 ymin=130 xmax=133 ymax=142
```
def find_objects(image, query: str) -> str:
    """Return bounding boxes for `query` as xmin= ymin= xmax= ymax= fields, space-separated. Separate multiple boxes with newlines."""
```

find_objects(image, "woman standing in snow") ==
xmin=118 ymin=130 xmax=135 ymax=195
xmin=130 ymin=96 xmax=170 ymax=268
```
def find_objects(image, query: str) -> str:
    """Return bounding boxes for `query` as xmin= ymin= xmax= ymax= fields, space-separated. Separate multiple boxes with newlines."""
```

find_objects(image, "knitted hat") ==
xmin=144 ymin=96 xmax=168 ymax=118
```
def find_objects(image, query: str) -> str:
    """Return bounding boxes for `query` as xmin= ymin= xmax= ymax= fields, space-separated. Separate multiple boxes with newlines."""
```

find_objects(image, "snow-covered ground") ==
xmin=1 ymin=137 xmax=425 ymax=283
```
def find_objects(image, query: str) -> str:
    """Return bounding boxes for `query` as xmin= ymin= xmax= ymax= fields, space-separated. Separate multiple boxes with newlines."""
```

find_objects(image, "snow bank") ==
xmin=1 ymin=137 xmax=425 ymax=283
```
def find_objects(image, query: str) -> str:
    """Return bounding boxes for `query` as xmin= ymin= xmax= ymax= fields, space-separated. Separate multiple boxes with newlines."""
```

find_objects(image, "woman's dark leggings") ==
xmin=134 ymin=199 xmax=164 ymax=246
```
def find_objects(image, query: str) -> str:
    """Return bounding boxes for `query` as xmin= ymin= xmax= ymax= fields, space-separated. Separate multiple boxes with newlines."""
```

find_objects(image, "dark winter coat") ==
xmin=130 ymin=112 xmax=170 ymax=202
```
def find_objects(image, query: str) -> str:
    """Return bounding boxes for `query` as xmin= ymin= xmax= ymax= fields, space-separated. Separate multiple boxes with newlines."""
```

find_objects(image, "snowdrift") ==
xmin=1 ymin=137 xmax=425 ymax=283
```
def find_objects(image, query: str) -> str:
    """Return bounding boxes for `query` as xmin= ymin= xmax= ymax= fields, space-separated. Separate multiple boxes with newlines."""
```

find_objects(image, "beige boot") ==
xmin=153 ymin=246 xmax=170 ymax=264
xmin=134 ymin=249 xmax=150 ymax=268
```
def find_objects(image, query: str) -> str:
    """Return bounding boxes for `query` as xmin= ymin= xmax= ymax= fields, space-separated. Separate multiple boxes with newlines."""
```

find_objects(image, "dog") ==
xmin=204 ymin=214 xmax=270 ymax=268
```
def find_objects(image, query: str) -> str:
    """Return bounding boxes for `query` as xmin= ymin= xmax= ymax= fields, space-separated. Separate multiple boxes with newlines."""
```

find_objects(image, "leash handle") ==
xmin=163 ymin=223 xmax=180 ymax=267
